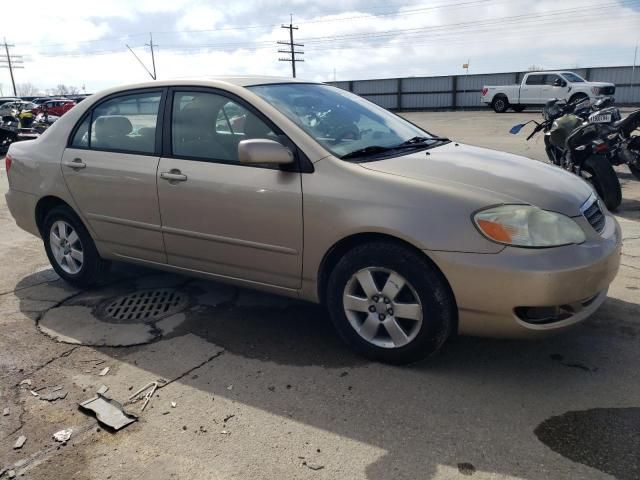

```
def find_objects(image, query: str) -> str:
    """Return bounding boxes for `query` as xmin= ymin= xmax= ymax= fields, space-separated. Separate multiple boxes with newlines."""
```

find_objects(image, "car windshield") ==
xmin=248 ymin=83 xmax=440 ymax=159
xmin=562 ymin=73 xmax=585 ymax=83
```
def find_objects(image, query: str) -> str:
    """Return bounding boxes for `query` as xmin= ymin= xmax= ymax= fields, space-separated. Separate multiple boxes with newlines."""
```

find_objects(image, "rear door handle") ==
xmin=63 ymin=158 xmax=86 ymax=169
xmin=160 ymin=170 xmax=187 ymax=182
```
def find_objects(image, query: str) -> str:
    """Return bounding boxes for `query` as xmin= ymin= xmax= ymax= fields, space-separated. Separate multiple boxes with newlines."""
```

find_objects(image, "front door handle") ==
xmin=160 ymin=170 xmax=187 ymax=182
xmin=63 ymin=158 xmax=86 ymax=170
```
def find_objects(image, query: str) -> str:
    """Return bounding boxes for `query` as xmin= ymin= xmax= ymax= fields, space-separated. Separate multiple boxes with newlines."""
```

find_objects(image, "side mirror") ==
xmin=238 ymin=138 xmax=294 ymax=165
xmin=509 ymin=124 xmax=526 ymax=134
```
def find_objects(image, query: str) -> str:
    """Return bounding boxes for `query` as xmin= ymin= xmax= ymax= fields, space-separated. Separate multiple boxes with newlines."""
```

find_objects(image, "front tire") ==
xmin=492 ymin=96 xmax=509 ymax=113
xmin=43 ymin=206 xmax=109 ymax=287
xmin=569 ymin=93 xmax=589 ymax=106
xmin=582 ymin=156 xmax=622 ymax=211
xmin=326 ymin=242 xmax=456 ymax=365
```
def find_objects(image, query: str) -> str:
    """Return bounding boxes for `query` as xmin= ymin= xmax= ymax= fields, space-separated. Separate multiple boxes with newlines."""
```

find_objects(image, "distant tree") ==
xmin=17 ymin=82 xmax=39 ymax=96
xmin=52 ymin=84 xmax=81 ymax=95
xmin=54 ymin=84 xmax=69 ymax=95
xmin=528 ymin=65 xmax=544 ymax=71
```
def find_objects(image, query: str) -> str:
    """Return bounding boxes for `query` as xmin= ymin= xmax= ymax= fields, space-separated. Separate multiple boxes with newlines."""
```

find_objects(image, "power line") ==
xmin=32 ymin=0 xmax=639 ymax=58
xmin=0 ymin=38 xmax=24 ymax=96
xmin=278 ymin=16 xmax=304 ymax=78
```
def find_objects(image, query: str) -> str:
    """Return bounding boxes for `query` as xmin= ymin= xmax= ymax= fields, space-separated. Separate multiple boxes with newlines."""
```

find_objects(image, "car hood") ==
xmin=358 ymin=142 xmax=593 ymax=216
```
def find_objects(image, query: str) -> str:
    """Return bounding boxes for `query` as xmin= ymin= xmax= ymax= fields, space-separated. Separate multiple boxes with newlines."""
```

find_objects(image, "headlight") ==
xmin=473 ymin=205 xmax=585 ymax=247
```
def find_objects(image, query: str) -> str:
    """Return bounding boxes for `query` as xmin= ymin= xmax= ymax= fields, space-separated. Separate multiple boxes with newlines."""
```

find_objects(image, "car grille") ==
xmin=601 ymin=86 xmax=615 ymax=95
xmin=582 ymin=196 xmax=605 ymax=233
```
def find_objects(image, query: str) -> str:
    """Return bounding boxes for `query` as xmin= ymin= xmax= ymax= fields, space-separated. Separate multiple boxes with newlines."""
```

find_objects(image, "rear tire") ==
xmin=326 ymin=242 xmax=456 ymax=365
xmin=492 ymin=96 xmax=509 ymax=113
xmin=512 ymin=105 xmax=526 ymax=112
xmin=43 ymin=206 xmax=110 ymax=287
xmin=582 ymin=156 xmax=622 ymax=211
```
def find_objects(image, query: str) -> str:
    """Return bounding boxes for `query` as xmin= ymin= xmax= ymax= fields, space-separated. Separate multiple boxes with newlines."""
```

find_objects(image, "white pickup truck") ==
xmin=481 ymin=71 xmax=615 ymax=113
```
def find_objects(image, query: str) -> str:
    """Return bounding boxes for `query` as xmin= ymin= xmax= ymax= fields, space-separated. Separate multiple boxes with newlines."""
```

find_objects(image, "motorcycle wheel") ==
xmin=582 ymin=156 xmax=622 ymax=211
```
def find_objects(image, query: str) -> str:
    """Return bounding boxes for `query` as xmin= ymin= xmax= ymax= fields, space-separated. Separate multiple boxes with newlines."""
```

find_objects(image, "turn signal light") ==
xmin=5 ymin=154 xmax=12 ymax=174
xmin=476 ymin=219 xmax=514 ymax=243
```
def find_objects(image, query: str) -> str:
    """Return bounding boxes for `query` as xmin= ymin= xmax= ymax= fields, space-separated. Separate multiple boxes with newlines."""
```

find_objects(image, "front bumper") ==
xmin=427 ymin=213 xmax=622 ymax=338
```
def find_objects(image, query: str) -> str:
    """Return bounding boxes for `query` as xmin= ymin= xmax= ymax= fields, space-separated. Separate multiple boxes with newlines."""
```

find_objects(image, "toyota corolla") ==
xmin=4 ymin=77 xmax=621 ymax=363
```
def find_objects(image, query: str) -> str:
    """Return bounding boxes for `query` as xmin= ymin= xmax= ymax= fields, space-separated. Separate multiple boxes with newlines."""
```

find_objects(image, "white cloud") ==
xmin=0 ymin=0 xmax=638 ymax=95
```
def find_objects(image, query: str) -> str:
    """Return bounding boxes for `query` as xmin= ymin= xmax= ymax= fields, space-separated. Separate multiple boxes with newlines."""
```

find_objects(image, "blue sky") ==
xmin=1 ymin=0 xmax=639 ymax=94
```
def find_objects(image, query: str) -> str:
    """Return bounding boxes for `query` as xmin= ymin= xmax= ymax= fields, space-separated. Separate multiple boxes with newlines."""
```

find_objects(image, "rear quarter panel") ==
xmin=6 ymin=99 xmax=92 ymax=237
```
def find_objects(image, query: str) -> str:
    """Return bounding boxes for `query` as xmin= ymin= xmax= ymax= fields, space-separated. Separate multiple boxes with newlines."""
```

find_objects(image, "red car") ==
xmin=33 ymin=99 xmax=76 ymax=117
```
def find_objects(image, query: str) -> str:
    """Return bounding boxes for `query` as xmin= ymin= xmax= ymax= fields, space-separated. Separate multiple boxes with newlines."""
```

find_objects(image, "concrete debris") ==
xmin=128 ymin=381 xmax=158 ymax=412
xmin=2 ymin=407 xmax=9 ymax=416
xmin=13 ymin=435 xmax=27 ymax=449
xmin=40 ymin=390 xmax=68 ymax=402
xmin=53 ymin=428 xmax=73 ymax=443
xmin=302 ymin=461 xmax=325 ymax=471
xmin=98 ymin=367 xmax=110 ymax=376
xmin=8 ymin=470 xmax=16 ymax=479
xmin=79 ymin=394 xmax=137 ymax=431
xmin=227 ymin=385 xmax=233 ymax=391
xmin=97 ymin=385 xmax=109 ymax=395
xmin=29 ymin=390 xmax=39 ymax=397
xmin=19 ymin=379 xmax=32 ymax=387
xmin=171 ymin=402 xmax=177 ymax=408
xmin=220 ymin=430 xmax=230 ymax=435
xmin=51 ymin=385 xmax=64 ymax=392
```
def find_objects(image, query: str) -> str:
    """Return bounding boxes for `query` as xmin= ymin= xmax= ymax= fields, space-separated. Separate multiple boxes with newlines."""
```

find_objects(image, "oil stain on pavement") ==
xmin=535 ymin=407 xmax=640 ymax=480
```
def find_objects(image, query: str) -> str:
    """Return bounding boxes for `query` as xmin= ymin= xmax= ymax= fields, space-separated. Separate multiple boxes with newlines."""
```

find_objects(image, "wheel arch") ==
xmin=569 ymin=92 xmax=589 ymax=103
xmin=317 ymin=232 xmax=458 ymax=323
xmin=35 ymin=196 xmax=75 ymax=236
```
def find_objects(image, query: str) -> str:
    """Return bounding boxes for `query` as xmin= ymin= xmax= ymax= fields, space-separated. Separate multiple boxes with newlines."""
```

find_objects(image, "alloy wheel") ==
xmin=49 ymin=220 xmax=84 ymax=274
xmin=343 ymin=267 xmax=423 ymax=349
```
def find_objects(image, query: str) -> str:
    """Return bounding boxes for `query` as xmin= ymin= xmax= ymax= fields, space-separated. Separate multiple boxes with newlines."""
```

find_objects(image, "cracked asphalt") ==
xmin=1 ymin=110 xmax=639 ymax=480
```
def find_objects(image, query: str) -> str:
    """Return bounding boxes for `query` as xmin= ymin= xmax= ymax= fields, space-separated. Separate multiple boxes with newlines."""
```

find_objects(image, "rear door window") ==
xmin=525 ymin=75 xmax=545 ymax=85
xmin=89 ymin=92 xmax=161 ymax=154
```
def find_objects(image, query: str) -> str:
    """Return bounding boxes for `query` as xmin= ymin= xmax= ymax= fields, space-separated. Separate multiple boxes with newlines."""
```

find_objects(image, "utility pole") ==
xmin=0 ymin=38 xmax=24 ymax=96
xmin=278 ymin=15 xmax=304 ymax=78
xmin=126 ymin=32 xmax=157 ymax=80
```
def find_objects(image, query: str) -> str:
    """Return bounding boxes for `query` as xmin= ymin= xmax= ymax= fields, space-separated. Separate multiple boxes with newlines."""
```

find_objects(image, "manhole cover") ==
xmin=98 ymin=289 xmax=188 ymax=324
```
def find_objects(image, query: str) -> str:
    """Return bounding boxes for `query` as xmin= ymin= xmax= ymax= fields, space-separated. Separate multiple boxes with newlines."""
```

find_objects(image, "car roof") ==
xmin=91 ymin=76 xmax=319 ymax=98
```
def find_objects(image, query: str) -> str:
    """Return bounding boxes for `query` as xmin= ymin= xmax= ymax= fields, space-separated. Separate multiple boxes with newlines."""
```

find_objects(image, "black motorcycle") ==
xmin=546 ymin=97 xmax=640 ymax=181
xmin=510 ymin=99 xmax=622 ymax=210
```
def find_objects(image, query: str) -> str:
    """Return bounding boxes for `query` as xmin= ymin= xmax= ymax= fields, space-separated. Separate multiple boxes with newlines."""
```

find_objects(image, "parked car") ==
xmin=481 ymin=71 xmax=615 ymax=113
xmin=31 ymin=97 xmax=59 ymax=106
xmin=0 ymin=101 xmax=36 ymax=117
xmin=0 ymin=96 xmax=21 ymax=104
xmin=4 ymin=78 xmax=621 ymax=364
xmin=32 ymin=99 xmax=76 ymax=117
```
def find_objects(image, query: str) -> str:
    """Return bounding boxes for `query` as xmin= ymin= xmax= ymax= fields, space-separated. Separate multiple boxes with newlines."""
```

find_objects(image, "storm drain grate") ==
xmin=99 ymin=288 xmax=188 ymax=323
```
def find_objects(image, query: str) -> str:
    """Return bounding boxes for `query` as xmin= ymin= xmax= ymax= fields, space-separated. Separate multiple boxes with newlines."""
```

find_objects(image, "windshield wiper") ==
xmin=340 ymin=136 xmax=451 ymax=160
xmin=397 ymin=136 xmax=450 ymax=146
xmin=341 ymin=145 xmax=393 ymax=160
